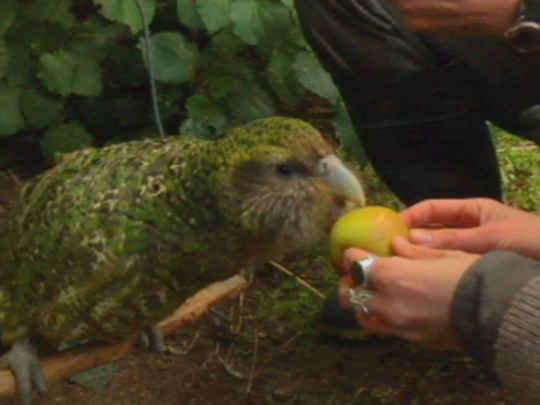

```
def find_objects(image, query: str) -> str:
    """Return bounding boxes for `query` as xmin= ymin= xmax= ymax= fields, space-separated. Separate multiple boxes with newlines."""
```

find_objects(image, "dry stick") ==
xmin=269 ymin=260 xmax=326 ymax=300
xmin=235 ymin=292 xmax=245 ymax=333
xmin=246 ymin=332 xmax=259 ymax=393
xmin=7 ymin=171 xmax=21 ymax=186
xmin=0 ymin=274 xmax=250 ymax=398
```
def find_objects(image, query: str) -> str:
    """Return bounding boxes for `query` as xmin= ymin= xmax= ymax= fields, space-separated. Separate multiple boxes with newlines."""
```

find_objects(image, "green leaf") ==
xmin=0 ymin=39 xmax=9 ymax=80
xmin=6 ymin=14 xmax=70 ymax=54
xmin=69 ymin=363 xmax=119 ymax=393
xmin=5 ymin=43 xmax=34 ymax=86
xmin=204 ymin=74 xmax=242 ymax=100
xmin=293 ymin=51 xmax=340 ymax=103
xmin=227 ymin=83 xmax=276 ymax=122
xmin=281 ymin=0 xmax=294 ymax=9
xmin=177 ymin=0 xmax=204 ymax=30
xmin=196 ymin=0 xmax=232 ymax=33
xmin=27 ymin=0 xmax=76 ymax=29
xmin=41 ymin=122 xmax=94 ymax=162
xmin=207 ymin=28 xmax=248 ymax=56
xmin=0 ymin=0 xmax=17 ymax=35
xmin=185 ymin=94 xmax=227 ymax=137
xmin=179 ymin=118 xmax=212 ymax=139
xmin=230 ymin=0 xmax=259 ymax=45
xmin=69 ymin=18 xmax=129 ymax=62
xmin=230 ymin=0 xmax=292 ymax=46
xmin=267 ymin=46 xmax=304 ymax=107
xmin=139 ymin=32 xmax=199 ymax=84
xmin=94 ymin=0 xmax=156 ymax=33
xmin=333 ymin=101 xmax=366 ymax=164
xmin=0 ymin=86 xmax=24 ymax=136
xmin=38 ymin=50 xmax=103 ymax=97
xmin=20 ymin=91 xmax=63 ymax=130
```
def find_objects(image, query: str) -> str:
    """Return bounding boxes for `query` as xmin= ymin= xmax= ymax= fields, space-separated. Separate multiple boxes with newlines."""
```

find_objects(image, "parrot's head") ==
xmin=219 ymin=117 xmax=366 ymax=255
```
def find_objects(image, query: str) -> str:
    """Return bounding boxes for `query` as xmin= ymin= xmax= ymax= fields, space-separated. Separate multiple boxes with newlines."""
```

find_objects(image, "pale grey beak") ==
xmin=316 ymin=154 xmax=366 ymax=206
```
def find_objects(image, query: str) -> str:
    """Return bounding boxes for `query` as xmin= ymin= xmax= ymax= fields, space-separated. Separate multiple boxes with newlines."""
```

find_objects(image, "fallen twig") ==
xmin=217 ymin=350 xmax=246 ymax=380
xmin=269 ymin=260 xmax=326 ymax=299
xmin=234 ymin=292 xmax=245 ymax=333
xmin=246 ymin=332 xmax=259 ymax=393
xmin=7 ymin=170 xmax=22 ymax=186
xmin=0 ymin=274 xmax=250 ymax=398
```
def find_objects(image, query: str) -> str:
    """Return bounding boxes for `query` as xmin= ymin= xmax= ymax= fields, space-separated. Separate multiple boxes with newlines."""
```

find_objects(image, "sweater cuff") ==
xmin=451 ymin=251 xmax=540 ymax=369
xmin=494 ymin=274 xmax=540 ymax=401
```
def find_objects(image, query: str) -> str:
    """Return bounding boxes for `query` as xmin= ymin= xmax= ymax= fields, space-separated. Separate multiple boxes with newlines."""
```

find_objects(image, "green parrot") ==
xmin=0 ymin=117 xmax=365 ymax=404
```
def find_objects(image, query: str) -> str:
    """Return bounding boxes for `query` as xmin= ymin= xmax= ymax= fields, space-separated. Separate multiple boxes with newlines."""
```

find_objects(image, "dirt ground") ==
xmin=0 ymin=171 xmax=521 ymax=405
xmin=0 ymin=288 xmax=519 ymax=405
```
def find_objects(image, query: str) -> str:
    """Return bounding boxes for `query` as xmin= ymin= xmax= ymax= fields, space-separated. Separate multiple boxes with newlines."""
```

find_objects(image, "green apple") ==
xmin=329 ymin=206 xmax=409 ymax=271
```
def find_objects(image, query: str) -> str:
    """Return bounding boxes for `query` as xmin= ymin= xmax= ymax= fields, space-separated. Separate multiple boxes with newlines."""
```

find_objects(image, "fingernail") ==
xmin=409 ymin=229 xmax=433 ymax=245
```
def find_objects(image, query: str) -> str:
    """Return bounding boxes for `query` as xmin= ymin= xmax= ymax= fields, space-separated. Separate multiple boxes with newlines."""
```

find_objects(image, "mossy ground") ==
xmin=0 ymin=127 xmax=536 ymax=404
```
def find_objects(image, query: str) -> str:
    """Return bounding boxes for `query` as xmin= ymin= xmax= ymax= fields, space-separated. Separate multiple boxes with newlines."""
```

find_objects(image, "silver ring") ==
xmin=349 ymin=288 xmax=375 ymax=316
xmin=352 ymin=256 xmax=378 ymax=287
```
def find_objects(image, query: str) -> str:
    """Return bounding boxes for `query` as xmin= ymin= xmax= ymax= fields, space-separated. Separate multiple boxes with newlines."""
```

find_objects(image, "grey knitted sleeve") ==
xmin=451 ymin=250 xmax=540 ymax=404
xmin=494 ymin=274 xmax=540 ymax=403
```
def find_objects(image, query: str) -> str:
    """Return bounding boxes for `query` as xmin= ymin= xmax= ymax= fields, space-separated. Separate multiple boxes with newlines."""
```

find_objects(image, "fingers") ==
xmin=355 ymin=307 xmax=395 ymax=336
xmin=343 ymin=234 xmax=464 ymax=265
xmin=342 ymin=247 xmax=376 ymax=276
xmin=342 ymin=246 xmax=468 ymax=348
xmin=407 ymin=225 xmax=500 ymax=253
xmin=341 ymin=250 xmax=395 ymax=336
xmin=391 ymin=236 xmax=453 ymax=259
xmin=343 ymin=248 xmax=398 ymax=291
xmin=401 ymin=198 xmax=499 ymax=228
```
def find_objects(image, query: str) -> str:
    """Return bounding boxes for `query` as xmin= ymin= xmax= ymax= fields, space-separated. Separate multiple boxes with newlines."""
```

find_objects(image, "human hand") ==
xmin=340 ymin=237 xmax=480 ymax=349
xmin=401 ymin=198 xmax=540 ymax=260
xmin=387 ymin=0 xmax=522 ymax=35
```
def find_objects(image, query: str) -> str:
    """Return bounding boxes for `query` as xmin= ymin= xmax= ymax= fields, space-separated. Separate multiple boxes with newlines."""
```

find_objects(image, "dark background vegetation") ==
xmin=0 ymin=0 xmax=363 ymax=174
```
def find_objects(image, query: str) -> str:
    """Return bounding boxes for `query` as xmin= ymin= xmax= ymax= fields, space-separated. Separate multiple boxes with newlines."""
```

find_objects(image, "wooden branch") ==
xmin=0 ymin=275 xmax=250 ymax=398
xmin=269 ymin=260 xmax=326 ymax=299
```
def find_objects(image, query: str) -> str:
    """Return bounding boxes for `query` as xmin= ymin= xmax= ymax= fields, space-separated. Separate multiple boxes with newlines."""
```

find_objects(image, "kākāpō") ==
xmin=0 ymin=117 xmax=365 ymax=404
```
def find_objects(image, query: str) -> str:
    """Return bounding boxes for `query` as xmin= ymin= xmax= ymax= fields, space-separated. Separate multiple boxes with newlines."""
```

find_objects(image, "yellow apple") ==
xmin=329 ymin=206 xmax=409 ymax=271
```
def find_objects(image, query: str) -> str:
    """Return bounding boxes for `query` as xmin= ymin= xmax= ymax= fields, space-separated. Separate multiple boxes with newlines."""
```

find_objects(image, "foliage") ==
xmin=254 ymin=245 xmax=339 ymax=335
xmin=0 ymin=0 xmax=362 ymax=166
xmin=490 ymin=123 xmax=540 ymax=214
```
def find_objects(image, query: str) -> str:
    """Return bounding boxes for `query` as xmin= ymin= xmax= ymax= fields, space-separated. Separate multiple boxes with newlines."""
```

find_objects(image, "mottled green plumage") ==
xmin=0 ymin=117 xmax=362 ymax=352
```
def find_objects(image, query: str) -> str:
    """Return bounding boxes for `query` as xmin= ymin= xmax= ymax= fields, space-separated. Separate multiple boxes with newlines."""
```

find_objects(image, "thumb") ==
xmin=391 ymin=236 xmax=454 ymax=259
xmin=408 ymin=226 xmax=494 ymax=253
xmin=343 ymin=247 xmax=376 ymax=272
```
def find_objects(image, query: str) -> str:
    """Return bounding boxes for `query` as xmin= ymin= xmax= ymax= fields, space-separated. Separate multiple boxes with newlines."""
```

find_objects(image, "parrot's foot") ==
xmin=139 ymin=325 xmax=166 ymax=353
xmin=0 ymin=340 xmax=47 ymax=405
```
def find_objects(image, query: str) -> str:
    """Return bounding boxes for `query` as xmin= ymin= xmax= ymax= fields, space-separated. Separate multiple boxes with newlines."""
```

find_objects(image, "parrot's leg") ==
xmin=139 ymin=325 xmax=166 ymax=353
xmin=0 ymin=339 xmax=47 ymax=405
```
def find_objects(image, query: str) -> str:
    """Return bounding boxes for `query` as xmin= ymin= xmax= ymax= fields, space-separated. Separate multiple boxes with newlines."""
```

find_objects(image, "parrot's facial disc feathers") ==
xmin=227 ymin=119 xmax=365 ymax=255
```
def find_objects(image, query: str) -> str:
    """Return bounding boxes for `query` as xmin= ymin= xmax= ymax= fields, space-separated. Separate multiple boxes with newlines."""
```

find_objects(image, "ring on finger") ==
xmin=352 ymin=255 xmax=378 ymax=288
xmin=349 ymin=289 xmax=375 ymax=316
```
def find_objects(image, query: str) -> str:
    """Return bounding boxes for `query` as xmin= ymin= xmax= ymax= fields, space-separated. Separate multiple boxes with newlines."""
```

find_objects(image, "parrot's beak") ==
xmin=316 ymin=154 xmax=366 ymax=207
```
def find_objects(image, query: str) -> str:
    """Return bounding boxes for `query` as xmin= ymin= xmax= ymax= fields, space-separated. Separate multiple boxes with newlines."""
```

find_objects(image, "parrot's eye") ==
xmin=276 ymin=162 xmax=308 ymax=177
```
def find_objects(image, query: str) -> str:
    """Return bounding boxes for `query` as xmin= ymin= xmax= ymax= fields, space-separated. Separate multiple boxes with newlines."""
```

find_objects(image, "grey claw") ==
xmin=139 ymin=325 xmax=166 ymax=353
xmin=1 ymin=340 xmax=47 ymax=405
